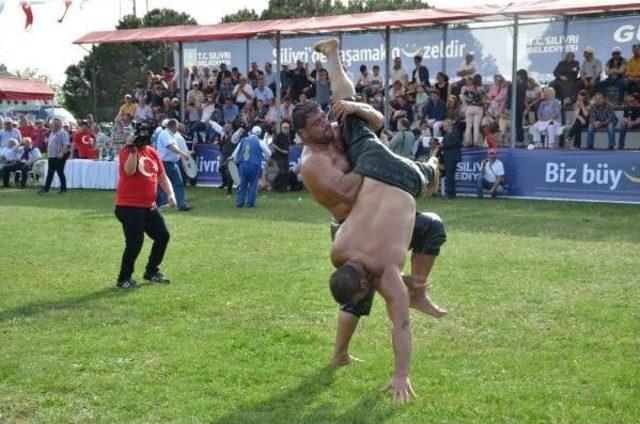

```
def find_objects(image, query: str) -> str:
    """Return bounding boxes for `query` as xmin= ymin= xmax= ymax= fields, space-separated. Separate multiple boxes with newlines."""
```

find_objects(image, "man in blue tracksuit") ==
xmin=232 ymin=126 xmax=271 ymax=208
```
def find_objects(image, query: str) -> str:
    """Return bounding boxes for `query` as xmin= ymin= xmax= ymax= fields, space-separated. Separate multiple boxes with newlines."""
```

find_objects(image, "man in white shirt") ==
xmin=156 ymin=119 xmax=193 ymax=211
xmin=390 ymin=56 xmax=409 ymax=87
xmin=477 ymin=148 xmax=505 ymax=198
xmin=133 ymin=97 xmax=155 ymax=123
xmin=2 ymin=137 xmax=41 ymax=188
xmin=453 ymin=52 xmax=477 ymax=95
xmin=233 ymin=75 xmax=254 ymax=110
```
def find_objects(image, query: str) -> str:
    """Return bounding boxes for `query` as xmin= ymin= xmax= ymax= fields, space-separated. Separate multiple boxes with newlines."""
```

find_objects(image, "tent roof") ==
xmin=74 ymin=0 xmax=640 ymax=45
xmin=0 ymin=77 xmax=54 ymax=101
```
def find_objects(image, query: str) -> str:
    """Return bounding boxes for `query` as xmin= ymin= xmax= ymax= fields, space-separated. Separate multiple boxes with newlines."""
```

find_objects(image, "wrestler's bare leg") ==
xmin=314 ymin=38 xmax=356 ymax=101
xmin=405 ymin=253 xmax=447 ymax=318
xmin=331 ymin=311 xmax=362 ymax=366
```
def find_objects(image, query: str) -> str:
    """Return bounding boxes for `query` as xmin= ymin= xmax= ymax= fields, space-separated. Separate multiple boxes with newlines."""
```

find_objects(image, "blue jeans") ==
xmin=477 ymin=178 xmax=503 ymax=198
xmin=587 ymin=122 xmax=615 ymax=149
xmin=236 ymin=162 xmax=261 ymax=207
xmin=160 ymin=161 xmax=186 ymax=209
xmin=618 ymin=121 xmax=631 ymax=149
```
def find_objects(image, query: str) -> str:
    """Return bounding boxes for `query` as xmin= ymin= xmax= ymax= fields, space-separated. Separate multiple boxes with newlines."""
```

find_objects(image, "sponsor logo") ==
xmin=545 ymin=162 xmax=623 ymax=190
xmin=623 ymin=165 xmax=640 ymax=184
xmin=613 ymin=24 xmax=640 ymax=43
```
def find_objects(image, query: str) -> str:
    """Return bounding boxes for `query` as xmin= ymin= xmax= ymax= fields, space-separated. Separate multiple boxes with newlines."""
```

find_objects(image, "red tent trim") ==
xmin=0 ymin=77 xmax=55 ymax=101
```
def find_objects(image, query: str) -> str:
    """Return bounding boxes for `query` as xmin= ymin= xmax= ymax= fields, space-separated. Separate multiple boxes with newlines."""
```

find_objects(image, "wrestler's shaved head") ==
xmin=329 ymin=264 xmax=366 ymax=304
xmin=294 ymin=101 xmax=334 ymax=145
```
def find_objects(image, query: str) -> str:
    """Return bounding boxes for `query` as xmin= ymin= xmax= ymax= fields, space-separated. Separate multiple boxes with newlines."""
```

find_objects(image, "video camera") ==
xmin=131 ymin=121 xmax=153 ymax=147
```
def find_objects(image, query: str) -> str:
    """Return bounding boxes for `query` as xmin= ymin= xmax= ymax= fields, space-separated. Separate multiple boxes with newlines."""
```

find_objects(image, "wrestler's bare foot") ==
xmin=331 ymin=352 xmax=362 ymax=367
xmin=314 ymin=38 xmax=339 ymax=55
xmin=403 ymin=275 xmax=447 ymax=318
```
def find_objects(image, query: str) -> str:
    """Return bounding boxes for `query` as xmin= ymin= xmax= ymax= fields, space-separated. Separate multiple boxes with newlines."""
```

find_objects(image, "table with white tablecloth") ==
xmin=47 ymin=159 xmax=119 ymax=190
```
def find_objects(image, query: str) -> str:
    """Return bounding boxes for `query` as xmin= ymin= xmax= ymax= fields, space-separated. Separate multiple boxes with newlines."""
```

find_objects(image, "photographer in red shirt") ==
xmin=72 ymin=120 xmax=97 ymax=159
xmin=114 ymin=123 xmax=177 ymax=289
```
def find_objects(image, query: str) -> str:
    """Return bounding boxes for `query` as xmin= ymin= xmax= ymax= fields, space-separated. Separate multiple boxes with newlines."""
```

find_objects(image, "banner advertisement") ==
xmin=455 ymin=149 xmax=640 ymax=203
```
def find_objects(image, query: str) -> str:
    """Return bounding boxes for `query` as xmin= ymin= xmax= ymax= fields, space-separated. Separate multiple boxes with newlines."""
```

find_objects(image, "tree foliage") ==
xmin=222 ymin=0 xmax=429 ymax=22
xmin=62 ymin=8 xmax=197 ymax=121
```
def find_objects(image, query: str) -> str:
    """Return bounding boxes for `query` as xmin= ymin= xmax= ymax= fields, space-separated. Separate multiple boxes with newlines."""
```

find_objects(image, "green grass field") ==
xmin=0 ymin=187 xmax=638 ymax=423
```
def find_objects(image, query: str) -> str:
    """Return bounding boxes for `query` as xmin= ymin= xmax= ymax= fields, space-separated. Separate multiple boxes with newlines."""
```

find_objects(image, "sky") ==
xmin=0 ymin=0 xmax=519 ymax=84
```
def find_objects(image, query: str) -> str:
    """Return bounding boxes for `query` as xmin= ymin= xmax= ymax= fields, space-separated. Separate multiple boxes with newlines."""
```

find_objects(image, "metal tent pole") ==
xmin=510 ymin=15 xmax=519 ymax=148
xmin=275 ymin=31 xmax=282 ymax=132
xmin=383 ymin=26 xmax=391 ymax=130
xmin=178 ymin=41 xmax=185 ymax=123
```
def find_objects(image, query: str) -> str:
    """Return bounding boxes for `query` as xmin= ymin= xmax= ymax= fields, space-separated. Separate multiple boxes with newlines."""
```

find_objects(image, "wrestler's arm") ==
xmin=301 ymin=153 xmax=362 ymax=205
xmin=375 ymin=267 xmax=414 ymax=404
xmin=332 ymin=100 xmax=384 ymax=132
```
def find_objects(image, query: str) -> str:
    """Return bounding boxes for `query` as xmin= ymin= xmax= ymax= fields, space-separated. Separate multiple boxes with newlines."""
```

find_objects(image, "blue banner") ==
xmin=455 ymin=149 xmax=640 ymax=203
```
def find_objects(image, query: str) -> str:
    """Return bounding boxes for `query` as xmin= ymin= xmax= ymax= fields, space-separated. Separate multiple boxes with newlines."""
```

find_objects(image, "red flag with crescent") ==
xmin=20 ymin=1 xmax=33 ymax=30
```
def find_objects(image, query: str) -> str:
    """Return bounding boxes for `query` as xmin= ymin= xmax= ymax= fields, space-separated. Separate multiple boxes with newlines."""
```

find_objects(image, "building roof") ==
xmin=0 ymin=76 xmax=55 ymax=101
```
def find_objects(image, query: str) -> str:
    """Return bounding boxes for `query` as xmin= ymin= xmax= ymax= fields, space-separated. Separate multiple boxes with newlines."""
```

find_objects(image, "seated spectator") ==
xmin=310 ymin=69 xmax=331 ymax=110
xmin=440 ymin=119 xmax=462 ymax=199
xmin=117 ymin=94 xmax=137 ymax=121
xmin=134 ymin=82 xmax=150 ymax=105
xmin=411 ymin=55 xmax=430 ymax=87
xmin=241 ymin=101 xmax=257 ymax=127
xmin=263 ymin=62 xmax=277 ymax=94
xmin=421 ymin=89 xmax=446 ymax=136
xmin=462 ymin=75 xmax=486 ymax=147
xmin=1 ymin=118 xmax=21 ymax=149
xmin=625 ymin=44 xmax=640 ymax=95
xmin=31 ymin=119 xmax=49 ymax=151
xmin=265 ymin=98 xmax=278 ymax=127
xmin=487 ymin=74 xmax=508 ymax=118
xmin=405 ymin=80 xmax=418 ymax=105
xmin=253 ymin=76 xmax=274 ymax=105
xmin=477 ymin=148 xmax=505 ymax=198
xmin=133 ymin=96 xmax=155 ymax=123
xmin=414 ymin=83 xmax=428 ymax=117
xmin=599 ymin=47 xmax=627 ymax=104
xmin=222 ymin=96 xmax=240 ymax=127
xmin=389 ymin=79 xmax=405 ymax=100
xmin=586 ymin=92 xmax=616 ymax=150
xmin=452 ymin=52 xmax=476 ymax=95
xmin=434 ymin=72 xmax=451 ymax=100
xmin=567 ymin=90 xmax=591 ymax=149
xmin=549 ymin=51 xmax=580 ymax=104
xmin=233 ymin=75 xmax=253 ymax=110
xmin=1 ymin=139 xmax=24 ymax=186
xmin=215 ymin=63 xmax=232 ymax=90
xmin=529 ymin=87 xmax=562 ymax=149
xmin=278 ymin=97 xmax=294 ymax=122
xmin=203 ymin=78 xmax=217 ymax=97
xmin=254 ymin=100 xmax=268 ymax=127
xmin=245 ymin=62 xmax=263 ymax=88
xmin=524 ymin=77 xmax=542 ymax=124
xmin=187 ymin=81 xmax=205 ymax=109
xmin=72 ymin=120 xmax=97 ymax=159
xmin=217 ymin=76 xmax=235 ymax=104
xmin=5 ymin=137 xmax=41 ymax=187
xmin=617 ymin=92 xmax=640 ymax=150
xmin=110 ymin=119 xmax=131 ymax=151
xmin=390 ymin=56 xmax=409 ymax=87
xmin=150 ymin=84 xmax=166 ymax=112
xmin=389 ymin=94 xmax=413 ymax=131
xmin=280 ymin=62 xmax=292 ymax=96
xmin=290 ymin=60 xmax=311 ymax=101
xmin=578 ymin=46 xmax=602 ymax=97
xmin=389 ymin=118 xmax=414 ymax=158
xmin=356 ymin=64 xmax=371 ymax=94
xmin=365 ymin=65 xmax=384 ymax=97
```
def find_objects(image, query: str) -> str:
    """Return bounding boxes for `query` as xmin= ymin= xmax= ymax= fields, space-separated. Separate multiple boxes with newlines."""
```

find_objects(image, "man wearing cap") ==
xmin=1 ymin=118 xmax=21 ymax=150
xmin=411 ymin=55 xmax=430 ymax=88
xmin=599 ymin=47 xmax=627 ymax=104
xmin=232 ymin=126 xmax=271 ymax=208
xmin=579 ymin=47 xmax=602 ymax=97
xmin=477 ymin=148 xmax=505 ymax=199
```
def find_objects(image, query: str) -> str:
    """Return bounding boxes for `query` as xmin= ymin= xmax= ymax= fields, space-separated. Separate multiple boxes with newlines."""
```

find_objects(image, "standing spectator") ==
xmin=86 ymin=114 xmax=100 ymax=135
xmin=434 ymin=72 xmax=450 ymax=101
xmin=215 ymin=63 xmax=232 ymax=90
xmin=477 ymin=148 xmax=505 ymax=199
xmin=31 ymin=119 xmax=49 ymax=151
xmin=578 ymin=46 xmax=602 ymax=97
xmin=272 ymin=121 xmax=293 ymax=188
xmin=624 ymin=44 xmax=640 ymax=95
xmin=452 ymin=52 xmax=476 ymax=95
xmin=18 ymin=116 xmax=34 ymax=140
xmin=365 ymin=65 xmax=384 ymax=97
xmin=198 ymin=66 xmax=212 ymax=89
xmin=440 ymin=120 xmax=462 ymax=199
xmin=390 ymin=56 xmax=409 ymax=87
xmin=72 ymin=120 xmax=98 ymax=159
xmin=599 ymin=47 xmax=627 ymax=104
xmin=232 ymin=126 xmax=271 ymax=208
xmin=111 ymin=119 xmax=131 ymax=152
xmin=462 ymin=76 xmax=485 ymax=147
xmin=278 ymin=97 xmax=295 ymax=122
xmin=586 ymin=92 xmax=616 ymax=150
xmin=1 ymin=118 xmax=21 ymax=149
xmin=2 ymin=137 xmax=40 ymax=188
xmin=222 ymin=97 xmax=240 ymax=127
xmin=113 ymin=125 xmax=177 ymax=289
xmin=414 ymin=83 xmax=428 ymax=117
xmin=263 ymin=62 xmax=277 ymax=94
xmin=186 ymin=81 xmax=205 ymax=110
xmin=203 ymin=78 xmax=217 ymax=98
xmin=39 ymin=118 xmax=70 ymax=195
xmin=567 ymin=90 xmax=590 ymax=149
xmin=421 ymin=89 xmax=446 ymax=136
xmin=311 ymin=69 xmax=331 ymax=111
xmin=507 ymin=69 xmax=528 ymax=147
xmin=156 ymin=119 xmax=193 ymax=211
xmin=617 ymin=93 xmax=640 ymax=150
xmin=233 ymin=75 xmax=254 ymax=110
xmin=290 ymin=60 xmax=311 ymax=101
xmin=217 ymin=76 xmax=235 ymax=104
xmin=133 ymin=97 xmax=154 ymax=123
xmin=356 ymin=65 xmax=371 ymax=94
xmin=280 ymin=63 xmax=292 ymax=96
xmin=150 ymin=84 xmax=167 ymax=113
xmin=310 ymin=60 xmax=326 ymax=81
xmin=411 ymin=55 xmax=430 ymax=87
xmin=549 ymin=51 xmax=580 ymax=104
xmin=389 ymin=118 xmax=414 ymax=158
xmin=529 ymin=87 xmax=562 ymax=149
xmin=253 ymin=77 xmax=274 ymax=105
xmin=487 ymin=74 xmax=508 ymax=118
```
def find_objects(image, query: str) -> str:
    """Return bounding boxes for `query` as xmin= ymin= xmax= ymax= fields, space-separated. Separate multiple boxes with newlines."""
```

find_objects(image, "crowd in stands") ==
xmin=2 ymin=42 xmax=640 ymax=193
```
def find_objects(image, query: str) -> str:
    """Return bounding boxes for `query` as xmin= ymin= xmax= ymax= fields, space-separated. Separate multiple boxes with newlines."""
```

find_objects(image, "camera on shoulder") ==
xmin=132 ymin=121 xmax=153 ymax=147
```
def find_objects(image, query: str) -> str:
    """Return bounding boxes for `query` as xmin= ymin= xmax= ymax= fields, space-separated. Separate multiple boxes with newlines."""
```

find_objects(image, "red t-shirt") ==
xmin=19 ymin=124 xmax=34 ymax=139
xmin=73 ymin=130 xmax=97 ymax=159
xmin=115 ymin=146 xmax=166 ymax=208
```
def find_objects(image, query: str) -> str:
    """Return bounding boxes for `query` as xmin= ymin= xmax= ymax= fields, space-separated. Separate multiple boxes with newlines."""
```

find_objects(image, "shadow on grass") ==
xmin=0 ymin=287 xmax=133 ymax=323
xmin=212 ymin=365 xmax=395 ymax=424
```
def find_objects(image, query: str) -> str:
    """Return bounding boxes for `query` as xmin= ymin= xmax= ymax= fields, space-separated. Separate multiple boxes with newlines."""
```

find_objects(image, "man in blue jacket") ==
xmin=232 ymin=126 xmax=271 ymax=208
xmin=440 ymin=120 xmax=462 ymax=199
